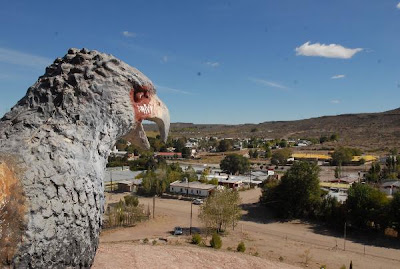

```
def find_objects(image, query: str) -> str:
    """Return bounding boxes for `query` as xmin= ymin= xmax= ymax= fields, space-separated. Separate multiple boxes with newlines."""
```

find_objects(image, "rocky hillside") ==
xmin=139 ymin=108 xmax=400 ymax=151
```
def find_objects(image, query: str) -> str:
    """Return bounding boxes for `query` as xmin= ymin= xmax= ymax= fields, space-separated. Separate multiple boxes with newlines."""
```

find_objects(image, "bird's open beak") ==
xmin=130 ymin=89 xmax=170 ymax=149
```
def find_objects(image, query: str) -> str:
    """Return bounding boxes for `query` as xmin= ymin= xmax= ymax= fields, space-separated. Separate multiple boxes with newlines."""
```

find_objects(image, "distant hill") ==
xmin=138 ymin=108 xmax=400 ymax=151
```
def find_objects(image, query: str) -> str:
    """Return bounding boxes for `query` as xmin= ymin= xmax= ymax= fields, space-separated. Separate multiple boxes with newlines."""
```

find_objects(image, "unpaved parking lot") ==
xmin=98 ymin=189 xmax=400 ymax=269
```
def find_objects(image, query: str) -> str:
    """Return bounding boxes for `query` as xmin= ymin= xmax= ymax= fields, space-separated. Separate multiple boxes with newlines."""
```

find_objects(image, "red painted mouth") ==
xmin=128 ymin=84 xmax=170 ymax=149
xmin=130 ymin=85 xmax=154 ymax=122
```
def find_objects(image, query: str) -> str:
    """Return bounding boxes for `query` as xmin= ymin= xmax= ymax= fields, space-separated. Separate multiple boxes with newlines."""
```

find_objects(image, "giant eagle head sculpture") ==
xmin=0 ymin=48 xmax=170 ymax=268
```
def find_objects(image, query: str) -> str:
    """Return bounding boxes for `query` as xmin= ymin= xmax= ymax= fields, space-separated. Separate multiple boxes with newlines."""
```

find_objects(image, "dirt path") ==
xmin=98 ymin=189 xmax=400 ymax=269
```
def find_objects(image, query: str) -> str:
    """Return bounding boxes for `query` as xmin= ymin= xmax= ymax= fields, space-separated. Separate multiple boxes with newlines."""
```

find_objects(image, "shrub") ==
xmin=152 ymin=240 xmax=157 ymax=245
xmin=210 ymin=233 xmax=222 ymax=249
xmin=227 ymin=247 xmax=232 ymax=251
xmin=279 ymin=256 xmax=284 ymax=262
xmin=191 ymin=234 xmax=202 ymax=245
xmin=124 ymin=195 xmax=139 ymax=207
xmin=237 ymin=241 xmax=246 ymax=252
xmin=143 ymin=238 xmax=149 ymax=244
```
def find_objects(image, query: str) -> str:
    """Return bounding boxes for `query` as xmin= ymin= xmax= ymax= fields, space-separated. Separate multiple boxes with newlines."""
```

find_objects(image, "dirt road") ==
xmin=99 ymin=189 xmax=400 ymax=269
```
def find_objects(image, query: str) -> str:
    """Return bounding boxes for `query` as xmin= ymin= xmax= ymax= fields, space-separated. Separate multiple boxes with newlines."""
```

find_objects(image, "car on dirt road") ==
xmin=174 ymin=226 xmax=183 ymax=235
xmin=192 ymin=198 xmax=203 ymax=205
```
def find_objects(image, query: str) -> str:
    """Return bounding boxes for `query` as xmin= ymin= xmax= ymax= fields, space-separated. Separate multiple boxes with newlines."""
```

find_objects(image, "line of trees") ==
xmin=261 ymin=161 xmax=400 ymax=234
xmin=366 ymin=156 xmax=400 ymax=182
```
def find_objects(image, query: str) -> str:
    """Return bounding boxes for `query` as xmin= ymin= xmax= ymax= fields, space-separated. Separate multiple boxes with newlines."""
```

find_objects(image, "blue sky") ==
xmin=0 ymin=0 xmax=399 ymax=124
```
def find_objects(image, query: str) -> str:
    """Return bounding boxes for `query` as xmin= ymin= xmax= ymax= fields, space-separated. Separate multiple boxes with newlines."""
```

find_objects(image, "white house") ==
xmin=169 ymin=180 xmax=216 ymax=197
xmin=380 ymin=181 xmax=400 ymax=196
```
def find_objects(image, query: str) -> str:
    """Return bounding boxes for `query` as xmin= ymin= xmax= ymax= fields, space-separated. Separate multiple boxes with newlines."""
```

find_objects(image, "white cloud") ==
xmin=205 ymin=61 xmax=220 ymax=67
xmin=122 ymin=31 xmax=136 ymax=37
xmin=0 ymin=47 xmax=51 ymax=69
xmin=155 ymin=84 xmax=193 ymax=95
xmin=249 ymin=77 xmax=288 ymax=90
xmin=331 ymin=99 xmax=340 ymax=104
xmin=331 ymin=74 xmax=346 ymax=79
xmin=397 ymin=3 xmax=400 ymax=9
xmin=295 ymin=41 xmax=363 ymax=59
xmin=161 ymin=55 xmax=168 ymax=63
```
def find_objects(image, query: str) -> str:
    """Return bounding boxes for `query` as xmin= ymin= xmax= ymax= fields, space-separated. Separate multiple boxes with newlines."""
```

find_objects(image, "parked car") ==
xmin=174 ymin=226 xmax=183 ymax=235
xmin=192 ymin=198 xmax=203 ymax=205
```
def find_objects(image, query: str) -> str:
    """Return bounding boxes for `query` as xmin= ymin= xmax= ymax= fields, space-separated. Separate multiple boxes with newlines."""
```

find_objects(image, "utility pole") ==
xmin=153 ymin=196 xmax=155 ymax=219
xmin=190 ymin=202 xmax=193 ymax=235
xmin=249 ymin=170 xmax=252 ymax=189
xmin=344 ymin=222 xmax=347 ymax=251
xmin=110 ymin=170 xmax=113 ymax=192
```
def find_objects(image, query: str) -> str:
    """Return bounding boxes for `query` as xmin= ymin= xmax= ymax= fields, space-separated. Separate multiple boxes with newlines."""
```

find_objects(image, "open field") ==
xmin=96 ymin=189 xmax=400 ymax=269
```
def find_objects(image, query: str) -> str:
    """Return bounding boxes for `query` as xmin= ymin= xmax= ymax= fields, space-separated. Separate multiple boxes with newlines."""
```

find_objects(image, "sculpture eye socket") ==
xmin=133 ymin=89 xmax=149 ymax=102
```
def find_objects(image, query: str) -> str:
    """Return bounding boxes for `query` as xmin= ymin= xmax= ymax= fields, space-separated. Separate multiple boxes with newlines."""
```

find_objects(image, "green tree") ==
xmin=319 ymin=136 xmax=329 ymax=144
xmin=330 ymin=133 xmax=339 ymax=141
xmin=346 ymin=183 xmax=389 ymax=230
xmin=173 ymin=138 xmax=186 ymax=153
xmin=199 ymin=189 xmax=242 ymax=232
xmin=264 ymin=147 xmax=272 ymax=159
xmin=331 ymin=147 xmax=361 ymax=166
xmin=220 ymin=154 xmax=250 ymax=175
xmin=181 ymin=147 xmax=191 ymax=159
xmin=218 ymin=139 xmax=233 ymax=152
xmin=334 ymin=165 xmax=342 ymax=179
xmin=389 ymin=192 xmax=400 ymax=232
xmin=366 ymin=162 xmax=381 ymax=183
xmin=279 ymin=139 xmax=287 ymax=148
xmin=209 ymin=178 xmax=219 ymax=185
xmin=183 ymin=165 xmax=198 ymax=182
xmin=271 ymin=148 xmax=292 ymax=165
xmin=261 ymin=162 xmax=321 ymax=218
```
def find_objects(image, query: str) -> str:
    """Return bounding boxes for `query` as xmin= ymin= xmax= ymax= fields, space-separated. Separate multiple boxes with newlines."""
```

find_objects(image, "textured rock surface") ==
xmin=0 ymin=48 xmax=169 ymax=268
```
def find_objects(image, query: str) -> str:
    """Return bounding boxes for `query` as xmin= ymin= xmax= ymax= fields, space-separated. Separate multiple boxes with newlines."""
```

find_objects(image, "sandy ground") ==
xmin=93 ymin=244 xmax=300 ymax=269
xmin=95 ymin=189 xmax=400 ymax=269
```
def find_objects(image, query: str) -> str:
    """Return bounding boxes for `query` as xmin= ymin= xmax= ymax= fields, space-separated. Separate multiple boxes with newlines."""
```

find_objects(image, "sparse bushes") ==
xmin=210 ymin=233 xmax=222 ymax=249
xmin=191 ymin=234 xmax=202 ymax=245
xmin=143 ymin=238 xmax=149 ymax=244
xmin=236 ymin=241 xmax=246 ymax=252
xmin=106 ymin=198 xmax=147 ymax=228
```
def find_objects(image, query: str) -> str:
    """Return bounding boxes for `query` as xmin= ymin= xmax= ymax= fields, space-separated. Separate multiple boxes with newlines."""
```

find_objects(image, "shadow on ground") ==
xmin=309 ymin=221 xmax=400 ymax=251
xmin=241 ymin=201 xmax=400 ymax=251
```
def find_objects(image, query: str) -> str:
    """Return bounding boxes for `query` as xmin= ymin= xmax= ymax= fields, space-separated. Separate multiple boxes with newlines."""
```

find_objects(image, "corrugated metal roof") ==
xmin=104 ymin=170 xmax=144 ymax=182
xmin=170 ymin=180 xmax=216 ymax=190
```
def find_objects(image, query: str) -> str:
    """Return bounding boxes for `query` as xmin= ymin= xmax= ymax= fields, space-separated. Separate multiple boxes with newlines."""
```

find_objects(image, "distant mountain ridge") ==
xmin=139 ymin=108 xmax=400 ymax=151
